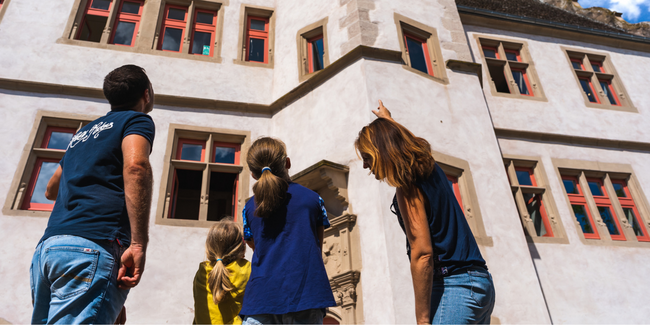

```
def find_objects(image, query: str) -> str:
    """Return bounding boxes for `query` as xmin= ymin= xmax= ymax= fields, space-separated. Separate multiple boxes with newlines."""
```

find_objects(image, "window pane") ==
xmin=30 ymin=162 xmax=59 ymax=205
xmin=563 ymin=179 xmax=579 ymax=194
xmin=482 ymin=48 xmax=497 ymax=59
xmin=571 ymin=60 xmax=583 ymax=70
xmin=599 ymin=81 xmax=618 ymax=105
xmin=406 ymin=37 xmax=428 ymax=74
xmin=121 ymin=1 xmax=140 ymax=14
xmin=311 ymin=38 xmax=325 ymax=72
xmin=613 ymin=183 xmax=626 ymax=197
xmin=207 ymin=172 xmax=237 ymax=221
xmin=511 ymin=70 xmax=530 ymax=95
xmin=191 ymin=31 xmax=211 ymax=55
xmin=524 ymin=192 xmax=548 ymax=237
xmin=572 ymin=204 xmax=594 ymax=234
xmin=623 ymin=208 xmax=644 ymax=237
xmin=591 ymin=63 xmax=602 ymax=72
xmin=214 ymin=146 xmax=236 ymax=164
xmin=47 ymin=132 xmax=73 ymax=150
xmin=579 ymin=79 xmax=598 ymax=103
xmin=588 ymin=181 xmax=603 ymax=196
xmin=91 ymin=0 xmax=111 ymax=10
xmin=180 ymin=143 xmax=203 ymax=161
xmin=505 ymin=51 xmax=518 ymax=61
xmin=598 ymin=206 xmax=620 ymax=236
xmin=196 ymin=12 xmax=213 ymax=24
xmin=250 ymin=19 xmax=266 ymax=31
xmin=487 ymin=63 xmax=510 ymax=93
xmin=248 ymin=38 xmax=266 ymax=62
xmin=168 ymin=8 xmax=186 ymax=20
xmin=113 ymin=21 xmax=136 ymax=46
xmin=78 ymin=15 xmax=108 ymax=42
xmin=171 ymin=169 xmax=202 ymax=220
xmin=516 ymin=170 xmax=533 ymax=186
xmin=162 ymin=27 xmax=183 ymax=51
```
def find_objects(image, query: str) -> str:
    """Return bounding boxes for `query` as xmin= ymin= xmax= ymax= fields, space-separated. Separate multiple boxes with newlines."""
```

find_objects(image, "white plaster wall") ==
xmin=0 ymin=91 xmax=269 ymax=323
xmin=465 ymin=25 xmax=650 ymax=144
xmin=499 ymin=138 xmax=650 ymax=324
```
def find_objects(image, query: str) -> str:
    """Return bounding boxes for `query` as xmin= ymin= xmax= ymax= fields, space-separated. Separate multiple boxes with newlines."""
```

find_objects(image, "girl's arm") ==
xmin=396 ymin=187 xmax=434 ymax=325
xmin=245 ymin=239 xmax=255 ymax=252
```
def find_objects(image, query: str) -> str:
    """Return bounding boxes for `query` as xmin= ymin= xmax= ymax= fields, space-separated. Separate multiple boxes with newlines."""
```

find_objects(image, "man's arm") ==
xmin=117 ymin=134 xmax=153 ymax=289
xmin=396 ymin=187 xmax=434 ymax=325
xmin=45 ymin=166 xmax=63 ymax=200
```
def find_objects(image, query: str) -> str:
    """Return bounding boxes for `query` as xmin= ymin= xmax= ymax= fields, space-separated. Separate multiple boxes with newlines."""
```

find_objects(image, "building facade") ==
xmin=0 ymin=0 xmax=649 ymax=323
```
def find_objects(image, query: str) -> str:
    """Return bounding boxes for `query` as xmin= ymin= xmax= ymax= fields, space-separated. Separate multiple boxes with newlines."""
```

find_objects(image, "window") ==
xmin=394 ymin=13 xmax=448 ymax=83
xmin=505 ymin=158 xmax=566 ymax=242
xmin=556 ymin=162 xmax=650 ymax=245
xmin=564 ymin=48 xmax=635 ymax=111
xmin=235 ymin=5 xmax=275 ymax=68
xmin=158 ymin=5 xmax=188 ymax=52
xmin=156 ymin=125 xmax=250 ymax=227
xmin=477 ymin=37 xmax=545 ymax=101
xmin=0 ymin=0 xmax=4 ymax=11
xmin=109 ymin=0 xmax=143 ymax=47
xmin=296 ymin=18 xmax=330 ymax=81
xmin=611 ymin=180 xmax=650 ymax=242
xmin=76 ymin=0 xmax=114 ymax=42
xmin=190 ymin=9 xmax=218 ymax=56
xmin=4 ymin=112 xmax=92 ymax=217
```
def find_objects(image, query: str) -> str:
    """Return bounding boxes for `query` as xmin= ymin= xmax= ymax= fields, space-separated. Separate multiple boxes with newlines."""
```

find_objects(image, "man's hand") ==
xmin=118 ymin=243 xmax=146 ymax=289
xmin=372 ymin=100 xmax=393 ymax=120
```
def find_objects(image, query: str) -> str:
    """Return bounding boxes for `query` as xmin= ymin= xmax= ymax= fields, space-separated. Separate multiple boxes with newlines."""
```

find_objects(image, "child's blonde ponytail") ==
xmin=206 ymin=220 xmax=245 ymax=304
xmin=246 ymin=137 xmax=291 ymax=218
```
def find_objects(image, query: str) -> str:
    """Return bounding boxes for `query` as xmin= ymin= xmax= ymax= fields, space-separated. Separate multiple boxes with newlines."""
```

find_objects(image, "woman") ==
xmin=355 ymin=101 xmax=495 ymax=324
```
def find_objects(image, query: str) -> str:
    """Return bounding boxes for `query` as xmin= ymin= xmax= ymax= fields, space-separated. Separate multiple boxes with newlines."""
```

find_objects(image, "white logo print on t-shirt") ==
xmin=68 ymin=121 xmax=114 ymax=149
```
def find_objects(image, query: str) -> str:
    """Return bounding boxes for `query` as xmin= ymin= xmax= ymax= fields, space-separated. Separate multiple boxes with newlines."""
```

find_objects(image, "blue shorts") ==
xmin=431 ymin=266 xmax=496 ymax=324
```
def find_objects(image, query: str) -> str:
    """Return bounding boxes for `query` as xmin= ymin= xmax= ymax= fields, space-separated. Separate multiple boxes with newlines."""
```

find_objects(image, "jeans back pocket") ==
xmin=44 ymin=246 xmax=100 ymax=300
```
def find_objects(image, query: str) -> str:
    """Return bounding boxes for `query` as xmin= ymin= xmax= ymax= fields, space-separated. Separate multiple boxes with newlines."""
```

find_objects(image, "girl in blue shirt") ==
xmin=241 ymin=137 xmax=336 ymax=324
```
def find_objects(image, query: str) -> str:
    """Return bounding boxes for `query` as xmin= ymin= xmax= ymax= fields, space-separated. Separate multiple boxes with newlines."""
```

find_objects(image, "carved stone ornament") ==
xmin=330 ymin=271 xmax=360 ymax=307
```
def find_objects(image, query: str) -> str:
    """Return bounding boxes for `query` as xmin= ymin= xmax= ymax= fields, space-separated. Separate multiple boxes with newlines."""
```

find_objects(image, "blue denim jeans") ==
xmin=431 ymin=266 xmax=495 ymax=324
xmin=30 ymin=235 xmax=129 ymax=324
xmin=242 ymin=308 xmax=325 ymax=325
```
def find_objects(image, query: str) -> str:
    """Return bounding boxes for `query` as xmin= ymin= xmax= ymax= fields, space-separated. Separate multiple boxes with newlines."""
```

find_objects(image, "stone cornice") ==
xmin=495 ymin=128 xmax=650 ymax=152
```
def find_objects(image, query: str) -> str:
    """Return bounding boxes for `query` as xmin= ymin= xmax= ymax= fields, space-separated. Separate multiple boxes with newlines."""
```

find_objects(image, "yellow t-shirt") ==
xmin=193 ymin=259 xmax=251 ymax=325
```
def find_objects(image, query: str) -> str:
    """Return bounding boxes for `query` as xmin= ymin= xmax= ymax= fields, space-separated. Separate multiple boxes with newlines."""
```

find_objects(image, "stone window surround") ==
xmin=0 ymin=0 xmax=11 ymax=23
xmin=58 ymin=0 xmax=228 ymax=63
xmin=155 ymin=123 xmax=250 ymax=228
xmin=233 ymin=4 xmax=275 ymax=69
xmin=435 ymin=151 xmax=493 ymax=246
xmin=552 ymin=158 xmax=650 ymax=247
xmin=393 ymin=13 xmax=449 ymax=85
xmin=504 ymin=155 xmax=568 ymax=244
xmin=561 ymin=46 xmax=636 ymax=113
xmin=296 ymin=17 xmax=330 ymax=83
xmin=474 ymin=35 xmax=547 ymax=102
xmin=2 ymin=111 xmax=97 ymax=218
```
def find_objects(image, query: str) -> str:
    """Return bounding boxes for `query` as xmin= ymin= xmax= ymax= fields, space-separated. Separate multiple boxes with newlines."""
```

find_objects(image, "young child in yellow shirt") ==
xmin=193 ymin=220 xmax=251 ymax=324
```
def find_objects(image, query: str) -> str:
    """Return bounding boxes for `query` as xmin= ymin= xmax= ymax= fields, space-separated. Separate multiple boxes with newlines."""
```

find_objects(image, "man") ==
xmin=30 ymin=65 xmax=155 ymax=324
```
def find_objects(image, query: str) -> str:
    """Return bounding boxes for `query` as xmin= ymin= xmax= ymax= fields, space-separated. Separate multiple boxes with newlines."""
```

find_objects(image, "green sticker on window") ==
xmin=202 ymin=45 xmax=210 ymax=56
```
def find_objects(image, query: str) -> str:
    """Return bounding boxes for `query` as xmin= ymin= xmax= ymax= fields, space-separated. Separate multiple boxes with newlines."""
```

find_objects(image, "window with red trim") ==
xmin=505 ymin=49 xmax=521 ymax=62
xmin=76 ymin=0 xmax=113 ymax=42
xmin=586 ymin=178 xmax=625 ymax=240
xmin=167 ymin=136 xmax=242 ymax=222
xmin=612 ymin=180 xmax=650 ymax=242
xmin=158 ymin=5 xmax=188 ymax=52
xmin=590 ymin=61 xmax=604 ymax=73
xmin=510 ymin=166 xmax=554 ymax=237
xmin=246 ymin=16 xmax=269 ymax=63
xmin=0 ymin=0 xmax=4 ymax=10
xmin=598 ymin=79 xmax=620 ymax=106
xmin=21 ymin=126 xmax=77 ymax=211
xmin=578 ymin=77 xmax=599 ymax=103
xmin=480 ymin=40 xmax=538 ymax=97
xmin=307 ymin=34 xmax=325 ymax=74
xmin=189 ymin=9 xmax=217 ymax=56
xmin=567 ymin=51 xmax=632 ymax=109
xmin=404 ymin=33 xmax=433 ymax=76
xmin=511 ymin=69 xmax=532 ymax=96
xmin=571 ymin=58 xmax=584 ymax=70
xmin=109 ymin=0 xmax=143 ymax=47
xmin=562 ymin=176 xmax=600 ymax=239
xmin=482 ymin=46 xmax=499 ymax=59
xmin=446 ymin=174 xmax=463 ymax=211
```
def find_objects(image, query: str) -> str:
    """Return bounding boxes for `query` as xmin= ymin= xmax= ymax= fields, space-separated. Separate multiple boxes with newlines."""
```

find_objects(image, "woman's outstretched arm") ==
xmin=396 ymin=187 xmax=434 ymax=324
xmin=372 ymin=100 xmax=394 ymax=121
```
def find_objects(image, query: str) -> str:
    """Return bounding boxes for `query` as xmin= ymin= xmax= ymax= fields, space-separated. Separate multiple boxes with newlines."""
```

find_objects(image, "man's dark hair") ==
xmin=103 ymin=65 xmax=151 ymax=111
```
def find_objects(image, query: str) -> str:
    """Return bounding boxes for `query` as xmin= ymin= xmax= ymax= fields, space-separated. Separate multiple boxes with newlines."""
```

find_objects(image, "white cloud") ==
xmin=609 ymin=0 xmax=646 ymax=20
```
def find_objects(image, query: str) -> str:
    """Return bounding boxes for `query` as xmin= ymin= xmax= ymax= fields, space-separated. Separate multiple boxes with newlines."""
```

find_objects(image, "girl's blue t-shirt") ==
xmin=241 ymin=182 xmax=336 ymax=315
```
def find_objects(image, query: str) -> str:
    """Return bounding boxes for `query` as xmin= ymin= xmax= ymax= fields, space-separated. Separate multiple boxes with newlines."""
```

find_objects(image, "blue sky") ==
xmin=579 ymin=0 xmax=650 ymax=23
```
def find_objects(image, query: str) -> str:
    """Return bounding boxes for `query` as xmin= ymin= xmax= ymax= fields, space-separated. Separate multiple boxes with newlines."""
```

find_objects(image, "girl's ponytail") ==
xmin=206 ymin=220 xmax=245 ymax=304
xmin=246 ymin=137 xmax=291 ymax=218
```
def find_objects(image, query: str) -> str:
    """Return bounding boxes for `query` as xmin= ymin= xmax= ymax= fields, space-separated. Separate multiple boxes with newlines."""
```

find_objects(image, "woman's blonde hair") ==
xmin=246 ymin=137 xmax=291 ymax=218
xmin=355 ymin=118 xmax=435 ymax=194
xmin=206 ymin=219 xmax=245 ymax=304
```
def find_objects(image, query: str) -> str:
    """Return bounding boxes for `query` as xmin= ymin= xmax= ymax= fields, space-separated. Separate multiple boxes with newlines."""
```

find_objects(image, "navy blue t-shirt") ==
xmin=41 ymin=110 xmax=155 ymax=246
xmin=240 ymin=182 xmax=336 ymax=315
xmin=392 ymin=163 xmax=486 ymax=279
